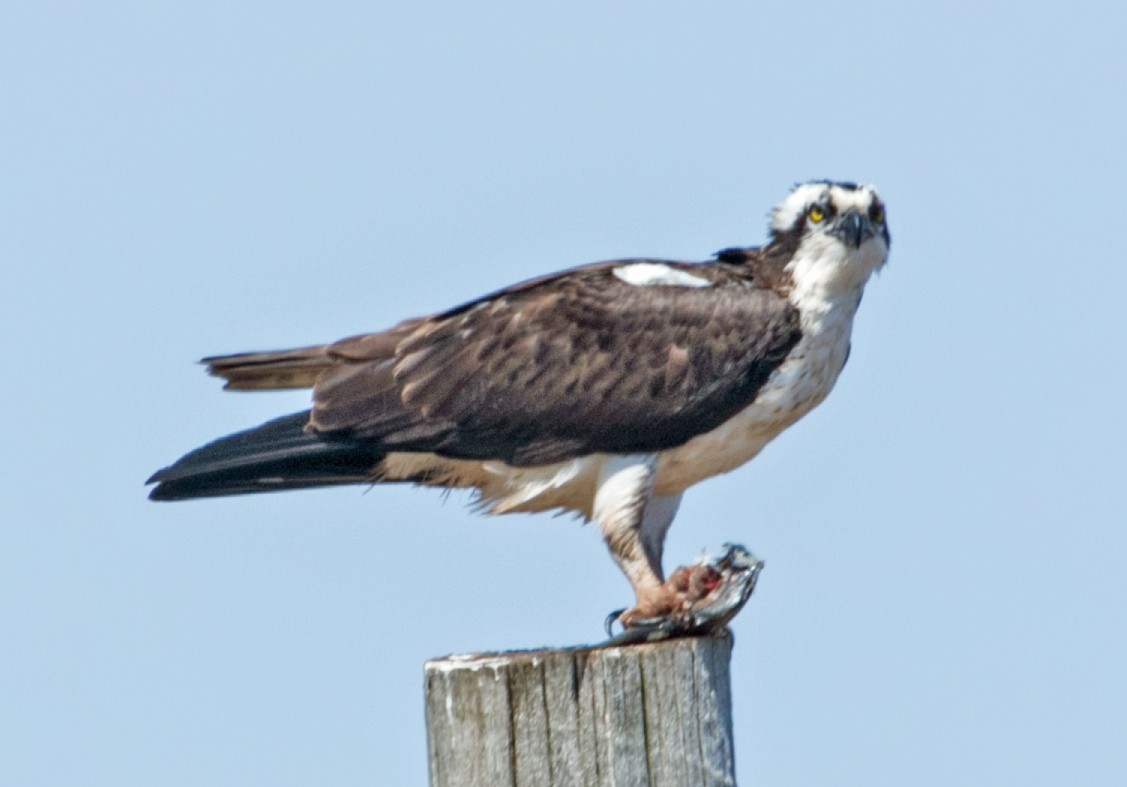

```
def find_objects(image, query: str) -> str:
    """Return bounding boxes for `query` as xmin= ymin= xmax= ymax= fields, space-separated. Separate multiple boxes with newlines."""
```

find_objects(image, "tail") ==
xmin=147 ymin=412 xmax=385 ymax=501
xmin=203 ymin=346 xmax=332 ymax=391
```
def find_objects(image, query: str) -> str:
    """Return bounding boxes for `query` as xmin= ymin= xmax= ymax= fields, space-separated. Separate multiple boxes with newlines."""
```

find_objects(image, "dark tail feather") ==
xmin=147 ymin=412 xmax=384 ymax=501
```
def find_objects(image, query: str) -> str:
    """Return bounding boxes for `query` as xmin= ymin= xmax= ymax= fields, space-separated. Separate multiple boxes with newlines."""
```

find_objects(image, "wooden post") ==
xmin=424 ymin=634 xmax=736 ymax=787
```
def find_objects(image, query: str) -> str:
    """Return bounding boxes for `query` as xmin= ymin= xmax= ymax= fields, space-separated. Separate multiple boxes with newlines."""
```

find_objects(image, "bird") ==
xmin=147 ymin=180 xmax=890 ymax=632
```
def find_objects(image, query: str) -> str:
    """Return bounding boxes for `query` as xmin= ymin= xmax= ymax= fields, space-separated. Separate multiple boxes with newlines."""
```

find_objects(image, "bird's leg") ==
xmin=594 ymin=456 xmax=694 ymax=628
xmin=627 ymin=491 xmax=688 ymax=622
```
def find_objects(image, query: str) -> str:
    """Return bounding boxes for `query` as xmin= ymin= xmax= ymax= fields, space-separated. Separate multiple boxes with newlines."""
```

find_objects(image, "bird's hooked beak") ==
xmin=829 ymin=209 xmax=876 ymax=249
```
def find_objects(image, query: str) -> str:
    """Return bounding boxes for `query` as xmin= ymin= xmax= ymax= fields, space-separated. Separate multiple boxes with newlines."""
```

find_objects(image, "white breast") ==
xmin=653 ymin=273 xmax=865 ymax=494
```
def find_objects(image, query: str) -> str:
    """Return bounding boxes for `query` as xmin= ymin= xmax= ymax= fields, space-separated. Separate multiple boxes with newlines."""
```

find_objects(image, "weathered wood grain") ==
xmin=425 ymin=634 xmax=736 ymax=787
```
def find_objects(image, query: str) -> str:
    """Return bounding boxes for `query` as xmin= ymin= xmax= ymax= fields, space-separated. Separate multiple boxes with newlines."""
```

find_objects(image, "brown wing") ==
xmin=301 ymin=261 xmax=801 ymax=466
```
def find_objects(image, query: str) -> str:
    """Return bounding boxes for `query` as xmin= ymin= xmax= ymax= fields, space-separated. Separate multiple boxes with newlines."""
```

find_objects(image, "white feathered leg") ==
xmin=639 ymin=491 xmax=683 ymax=581
xmin=594 ymin=456 xmax=690 ymax=625
xmin=593 ymin=455 xmax=661 ymax=595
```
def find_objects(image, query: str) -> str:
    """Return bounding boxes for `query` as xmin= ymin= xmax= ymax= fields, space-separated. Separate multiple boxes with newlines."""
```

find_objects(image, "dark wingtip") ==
xmin=147 ymin=478 xmax=210 ymax=501
xmin=144 ymin=411 xmax=385 ymax=502
xmin=147 ymin=483 xmax=173 ymax=501
xmin=146 ymin=467 xmax=188 ymax=501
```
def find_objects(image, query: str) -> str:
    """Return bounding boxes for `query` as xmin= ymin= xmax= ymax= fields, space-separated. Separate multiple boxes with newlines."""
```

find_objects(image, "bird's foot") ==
xmin=602 ymin=544 xmax=764 ymax=646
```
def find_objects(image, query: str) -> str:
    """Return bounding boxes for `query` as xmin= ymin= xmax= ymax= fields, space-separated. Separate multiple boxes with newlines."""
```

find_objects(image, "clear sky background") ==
xmin=2 ymin=1 xmax=1125 ymax=785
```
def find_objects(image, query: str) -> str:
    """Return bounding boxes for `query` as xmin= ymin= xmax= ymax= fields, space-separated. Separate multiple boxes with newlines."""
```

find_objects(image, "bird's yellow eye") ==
xmin=808 ymin=205 xmax=825 ymax=223
xmin=869 ymin=204 xmax=885 ymax=223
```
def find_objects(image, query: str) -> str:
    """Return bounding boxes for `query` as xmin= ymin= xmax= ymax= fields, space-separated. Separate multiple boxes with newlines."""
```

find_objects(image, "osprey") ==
xmin=148 ymin=180 xmax=890 ymax=631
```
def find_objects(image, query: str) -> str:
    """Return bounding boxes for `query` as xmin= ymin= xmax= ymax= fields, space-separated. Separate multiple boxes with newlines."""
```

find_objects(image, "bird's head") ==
xmin=770 ymin=181 xmax=890 ymax=293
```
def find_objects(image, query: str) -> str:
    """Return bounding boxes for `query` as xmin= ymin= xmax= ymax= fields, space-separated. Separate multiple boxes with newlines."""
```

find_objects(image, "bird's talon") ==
xmin=604 ymin=608 xmax=627 ymax=638
xmin=600 ymin=544 xmax=764 ymax=645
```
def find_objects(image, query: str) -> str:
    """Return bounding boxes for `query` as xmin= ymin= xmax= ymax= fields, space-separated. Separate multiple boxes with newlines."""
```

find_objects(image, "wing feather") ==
xmin=305 ymin=260 xmax=801 ymax=465
xmin=204 ymin=346 xmax=333 ymax=390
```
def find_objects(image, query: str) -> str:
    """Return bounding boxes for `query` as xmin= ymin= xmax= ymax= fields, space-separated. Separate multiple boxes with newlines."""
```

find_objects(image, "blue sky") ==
xmin=2 ymin=1 xmax=1125 ymax=785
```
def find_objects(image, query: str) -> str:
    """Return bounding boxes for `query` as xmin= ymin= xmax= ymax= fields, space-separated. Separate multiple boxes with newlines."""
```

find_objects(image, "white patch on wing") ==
xmin=613 ymin=262 xmax=711 ymax=288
